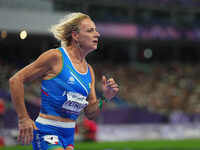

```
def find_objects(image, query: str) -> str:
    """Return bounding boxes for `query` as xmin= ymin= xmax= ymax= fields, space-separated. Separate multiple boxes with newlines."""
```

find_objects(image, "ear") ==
xmin=71 ymin=31 xmax=79 ymax=42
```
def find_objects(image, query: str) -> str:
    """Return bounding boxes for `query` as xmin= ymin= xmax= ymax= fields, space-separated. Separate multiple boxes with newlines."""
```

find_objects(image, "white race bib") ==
xmin=62 ymin=92 xmax=88 ymax=114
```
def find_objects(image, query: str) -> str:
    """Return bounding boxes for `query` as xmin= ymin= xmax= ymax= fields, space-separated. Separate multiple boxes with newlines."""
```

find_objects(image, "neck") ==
xmin=65 ymin=44 xmax=86 ymax=63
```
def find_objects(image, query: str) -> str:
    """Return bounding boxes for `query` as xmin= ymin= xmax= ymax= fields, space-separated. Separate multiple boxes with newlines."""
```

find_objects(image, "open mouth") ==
xmin=93 ymin=40 xmax=98 ymax=43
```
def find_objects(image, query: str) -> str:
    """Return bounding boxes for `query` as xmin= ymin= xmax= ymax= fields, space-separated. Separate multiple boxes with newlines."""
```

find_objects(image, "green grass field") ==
xmin=1 ymin=139 xmax=200 ymax=150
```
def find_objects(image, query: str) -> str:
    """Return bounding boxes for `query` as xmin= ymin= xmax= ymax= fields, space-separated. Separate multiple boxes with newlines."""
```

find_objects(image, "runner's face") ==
xmin=77 ymin=18 xmax=100 ymax=52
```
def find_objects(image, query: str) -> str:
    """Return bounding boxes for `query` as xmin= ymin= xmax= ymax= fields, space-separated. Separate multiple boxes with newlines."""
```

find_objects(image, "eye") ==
xmin=87 ymin=28 xmax=95 ymax=32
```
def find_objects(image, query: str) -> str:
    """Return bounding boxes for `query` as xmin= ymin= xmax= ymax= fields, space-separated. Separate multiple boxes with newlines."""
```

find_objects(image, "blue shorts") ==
xmin=32 ymin=117 xmax=75 ymax=150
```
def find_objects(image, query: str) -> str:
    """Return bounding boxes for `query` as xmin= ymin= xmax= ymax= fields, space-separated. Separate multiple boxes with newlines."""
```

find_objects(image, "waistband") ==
xmin=35 ymin=116 xmax=76 ymax=128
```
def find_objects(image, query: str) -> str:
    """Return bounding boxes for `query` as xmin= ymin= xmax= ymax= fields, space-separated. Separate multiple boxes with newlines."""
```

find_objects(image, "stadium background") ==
xmin=0 ymin=0 xmax=200 ymax=149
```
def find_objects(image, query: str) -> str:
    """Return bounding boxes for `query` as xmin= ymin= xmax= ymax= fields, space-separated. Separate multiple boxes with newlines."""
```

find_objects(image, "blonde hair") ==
xmin=49 ymin=12 xmax=90 ymax=46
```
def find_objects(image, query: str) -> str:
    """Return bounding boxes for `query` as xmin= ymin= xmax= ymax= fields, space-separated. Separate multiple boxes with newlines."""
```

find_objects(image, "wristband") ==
xmin=98 ymin=99 xmax=103 ymax=110
xmin=98 ymin=96 xmax=109 ymax=110
xmin=101 ymin=95 xmax=108 ymax=103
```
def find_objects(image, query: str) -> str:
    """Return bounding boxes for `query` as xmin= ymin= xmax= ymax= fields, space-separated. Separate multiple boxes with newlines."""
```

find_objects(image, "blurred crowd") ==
xmin=0 ymin=59 xmax=41 ymax=106
xmin=93 ymin=62 xmax=200 ymax=117
xmin=1 ymin=59 xmax=200 ymax=119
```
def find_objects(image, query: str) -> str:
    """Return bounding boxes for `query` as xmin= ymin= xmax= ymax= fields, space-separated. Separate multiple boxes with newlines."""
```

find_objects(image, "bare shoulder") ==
xmin=88 ymin=64 xmax=95 ymax=75
xmin=88 ymin=64 xmax=94 ymax=72
xmin=46 ymin=49 xmax=61 ymax=56
xmin=34 ymin=48 xmax=62 ymax=66
xmin=88 ymin=64 xmax=95 ymax=82
xmin=40 ymin=49 xmax=61 ymax=60
xmin=9 ymin=49 xmax=62 ymax=82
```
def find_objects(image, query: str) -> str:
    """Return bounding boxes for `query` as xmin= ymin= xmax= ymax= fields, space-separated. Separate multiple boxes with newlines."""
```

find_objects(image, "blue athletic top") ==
xmin=40 ymin=47 xmax=92 ymax=120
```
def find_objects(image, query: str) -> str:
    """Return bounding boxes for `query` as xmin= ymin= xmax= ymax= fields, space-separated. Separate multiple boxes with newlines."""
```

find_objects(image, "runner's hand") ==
xmin=18 ymin=118 xmax=38 ymax=145
xmin=101 ymin=75 xmax=119 ymax=100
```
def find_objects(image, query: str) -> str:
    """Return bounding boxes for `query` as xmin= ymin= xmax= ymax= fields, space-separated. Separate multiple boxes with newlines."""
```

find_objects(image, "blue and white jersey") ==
xmin=40 ymin=47 xmax=92 ymax=120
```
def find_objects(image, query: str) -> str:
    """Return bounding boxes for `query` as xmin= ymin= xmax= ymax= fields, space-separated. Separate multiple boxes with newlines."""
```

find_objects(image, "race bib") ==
xmin=62 ymin=92 xmax=88 ymax=114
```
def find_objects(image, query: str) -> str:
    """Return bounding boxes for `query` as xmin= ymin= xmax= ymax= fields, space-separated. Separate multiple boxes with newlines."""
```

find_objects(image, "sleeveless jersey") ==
xmin=40 ymin=47 xmax=92 ymax=120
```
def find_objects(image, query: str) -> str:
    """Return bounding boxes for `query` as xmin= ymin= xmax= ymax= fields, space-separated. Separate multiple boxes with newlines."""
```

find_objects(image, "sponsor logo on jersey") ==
xmin=67 ymin=76 xmax=75 ymax=84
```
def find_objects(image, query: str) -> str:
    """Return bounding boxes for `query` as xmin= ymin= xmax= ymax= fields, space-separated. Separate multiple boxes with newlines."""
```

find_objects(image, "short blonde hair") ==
xmin=50 ymin=12 xmax=90 ymax=46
